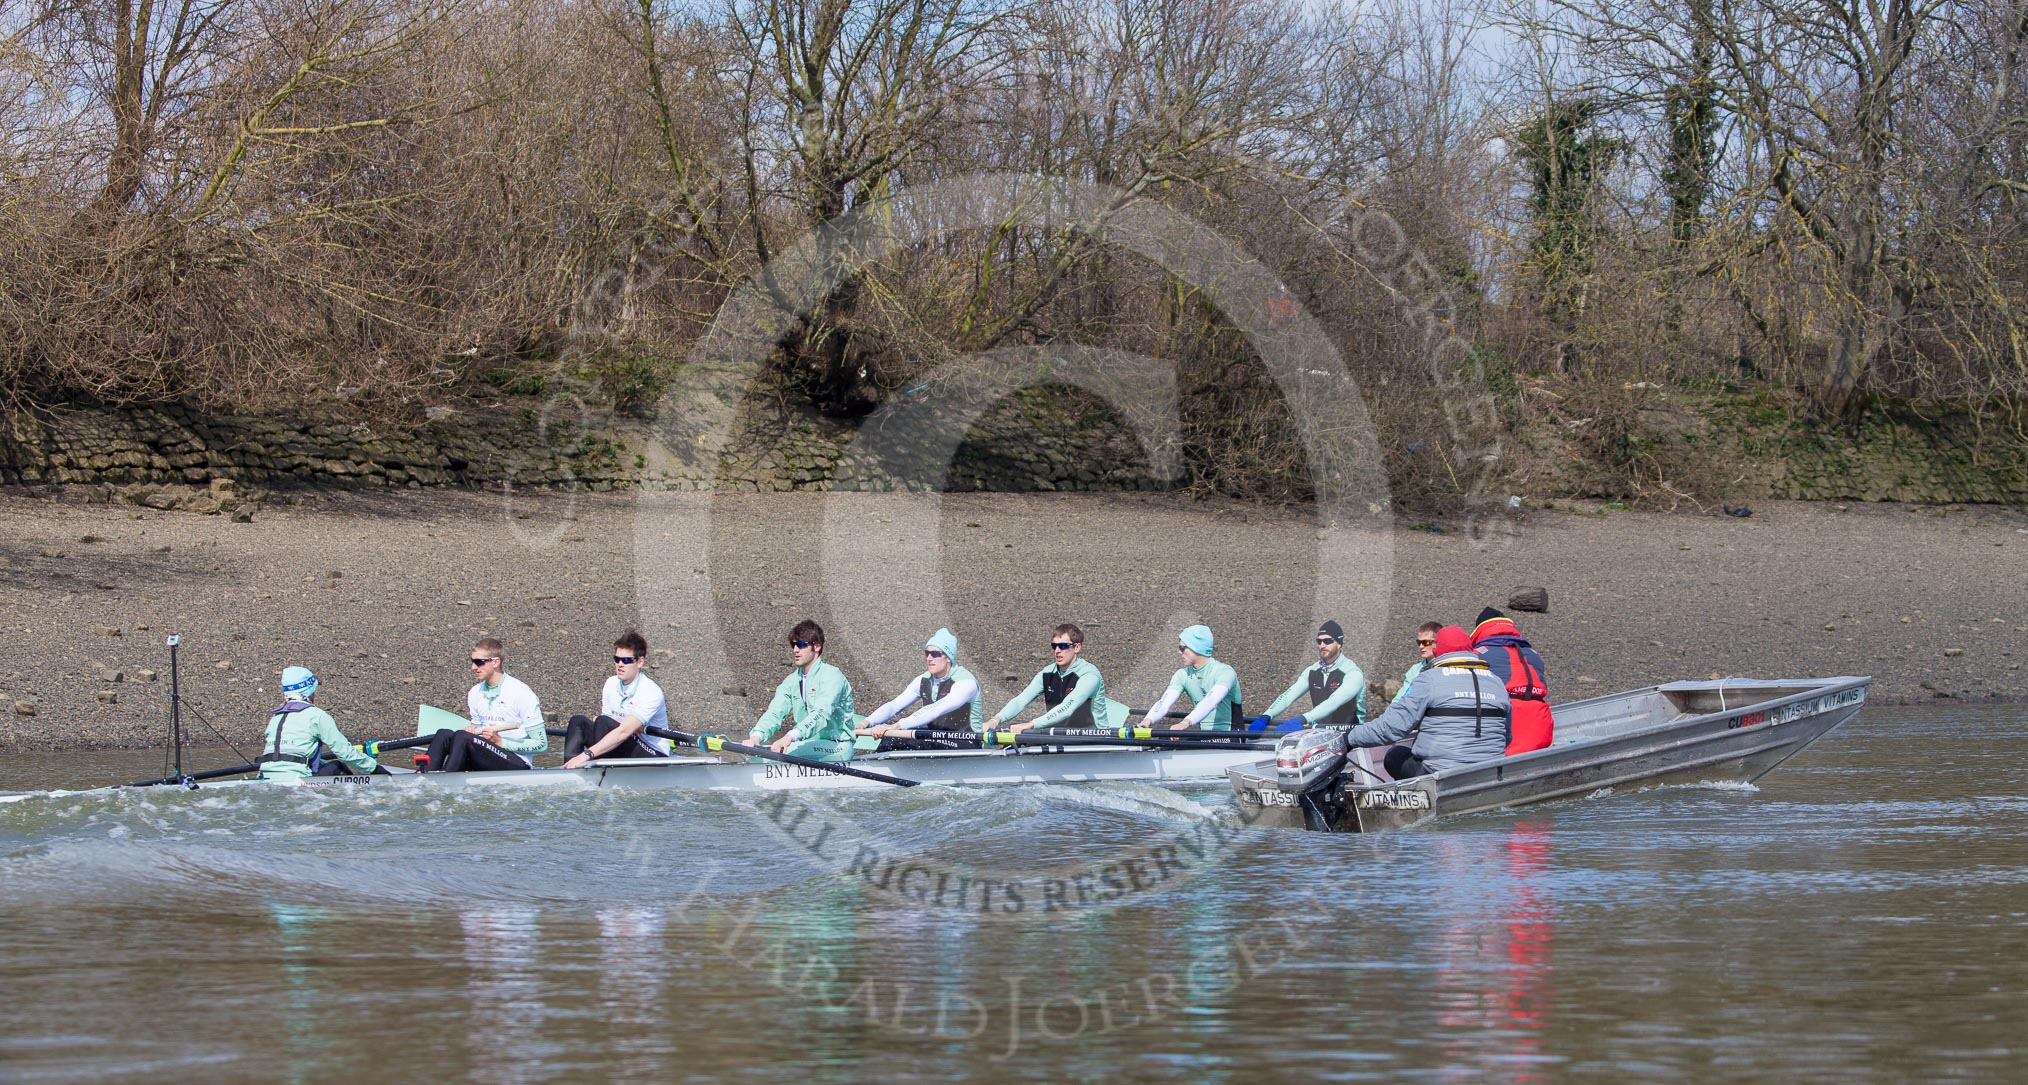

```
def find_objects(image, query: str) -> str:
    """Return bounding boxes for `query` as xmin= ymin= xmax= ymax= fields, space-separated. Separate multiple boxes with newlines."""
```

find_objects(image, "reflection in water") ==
xmin=1427 ymin=820 xmax=1558 ymax=1080
xmin=4 ymin=707 xmax=2022 ymax=1082
xmin=271 ymin=901 xmax=338 ymax=1085
xmin=596 ymin=906 xmax=669 ymax=1076
xmin=461 ymin=906 xmax=547 ymax=1085
xmin=1500 ymin=823 xmax=1556 ymax=1072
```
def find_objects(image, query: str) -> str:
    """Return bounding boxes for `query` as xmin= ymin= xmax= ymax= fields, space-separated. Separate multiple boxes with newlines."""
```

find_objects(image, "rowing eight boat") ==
xmin=0 ymin=740 xmax=1269 ymax=802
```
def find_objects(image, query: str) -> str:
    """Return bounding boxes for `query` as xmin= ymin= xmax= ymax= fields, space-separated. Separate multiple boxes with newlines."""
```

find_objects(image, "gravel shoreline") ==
xmin=3 ymin=489 xmax=2024 ymax=753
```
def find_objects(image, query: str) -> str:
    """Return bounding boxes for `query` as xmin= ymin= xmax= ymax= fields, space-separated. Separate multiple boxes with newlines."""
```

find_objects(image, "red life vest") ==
xmin=1491 ymin=645 xmax=1554 ymax=754
xmin=1472 ymin=616 xmax=1554 ymax=755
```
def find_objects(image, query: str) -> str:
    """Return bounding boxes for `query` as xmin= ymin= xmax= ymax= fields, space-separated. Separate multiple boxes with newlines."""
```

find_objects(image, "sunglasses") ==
xmin=1050 ymin=642 xmax=1077 ymax=651
xmin=791 ymin=640 xmax=815 ymax=649
xmin=924 ymin=649 xmax=945 ymax=659
xmin=1416 ymin=639 xmax=1435 ymax=647
xmin=470 ymin=656 xmax=498 ymax=667
xmin=1316 ymin=637 xmax=1338 ymax=645
xmin=613 ymin=655 xmax=639 ymax=664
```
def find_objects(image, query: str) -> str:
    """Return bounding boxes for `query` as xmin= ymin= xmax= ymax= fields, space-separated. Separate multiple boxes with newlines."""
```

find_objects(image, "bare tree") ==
xmin=720 ymin=0 xmax=1008 ymax=412
xmin=1517 ymin=0 xmax=1963 ymax=415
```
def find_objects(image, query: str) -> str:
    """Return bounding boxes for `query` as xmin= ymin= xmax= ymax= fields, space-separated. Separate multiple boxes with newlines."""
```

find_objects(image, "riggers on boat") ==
xmin=0 ymin=741 xmax=1273 ymax=804
xmin=339 ymin=742 xmax=1266 ymax=791
xmin=1227 ymin=676 xmax=1870 ymax=833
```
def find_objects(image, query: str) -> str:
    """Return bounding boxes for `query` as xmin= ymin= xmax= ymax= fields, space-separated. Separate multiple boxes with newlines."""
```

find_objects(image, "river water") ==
xmin=3 ymin=704 xmax=2024 ymax=1083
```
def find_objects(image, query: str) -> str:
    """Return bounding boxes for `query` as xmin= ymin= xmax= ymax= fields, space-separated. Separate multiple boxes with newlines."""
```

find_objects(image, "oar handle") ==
xmin=1126 ymin=708 xmax=1193 ymax=719
xmin=361 ymin=734 xmax=436 ymax=756
xmin=644 ymin=725 xmax=917 ymax=787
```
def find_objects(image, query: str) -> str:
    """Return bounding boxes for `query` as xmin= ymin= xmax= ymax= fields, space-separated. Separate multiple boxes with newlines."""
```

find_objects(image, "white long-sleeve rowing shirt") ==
xmin=862 ymin=665 xmax=983 ymax=732
xmin=1143 ymin=657 xmax=1242 ymax=729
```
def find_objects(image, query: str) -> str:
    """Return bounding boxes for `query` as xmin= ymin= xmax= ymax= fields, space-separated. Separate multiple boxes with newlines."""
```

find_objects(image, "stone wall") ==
xmin=1508 ymin=389 xmax=2028 ymax=506
xmin=694 ymin=386 xmax=1167 ymax=494
xmin=0 ymin=383 xmax=1169 ymax=499
xmin=0 ymin=401 xmax=634 ymax=493
xmin=1758 ymin=413 xmax=2028 ymax=504
xmin=8 ymin=384 xmax=2020 ymax=505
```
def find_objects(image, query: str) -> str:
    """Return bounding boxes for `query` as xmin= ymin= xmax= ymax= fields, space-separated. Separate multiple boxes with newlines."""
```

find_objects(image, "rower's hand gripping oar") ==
xmin=642 ymin=725 xmax=917 ymax=787
xmin=359 ymin=734 xmax=439 ymax=757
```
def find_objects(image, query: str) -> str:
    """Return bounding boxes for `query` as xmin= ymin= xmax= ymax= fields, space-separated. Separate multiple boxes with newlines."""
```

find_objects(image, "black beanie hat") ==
xmin=1317 ymin=620 xmax=1345 ymax=640
xmin=1476 ymin=606 xmax=1506 ymax=626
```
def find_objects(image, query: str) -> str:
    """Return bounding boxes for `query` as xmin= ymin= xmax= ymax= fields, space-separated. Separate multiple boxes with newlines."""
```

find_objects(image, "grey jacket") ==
xmin=1344 ymin=651 xmax=1510 ymax=771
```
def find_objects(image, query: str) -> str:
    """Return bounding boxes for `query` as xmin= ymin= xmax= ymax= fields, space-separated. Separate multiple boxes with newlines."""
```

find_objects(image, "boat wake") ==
xmin=4 ymin=838 xmax=550 ymax=908
xmin=1 ymin=772 xmax=1242 ymax=909
xmin=1584 ymin=779 xmax=1764 ymax=801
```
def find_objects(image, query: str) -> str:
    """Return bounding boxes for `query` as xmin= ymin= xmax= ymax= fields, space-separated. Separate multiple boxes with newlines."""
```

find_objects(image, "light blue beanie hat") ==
xmin=926 ymin=628 xmax=959 ymax=662
xmin=281 ymin=665 xmax=319 ymax=699
xmin=1179 ymin=624 xmax=1215 ymax=656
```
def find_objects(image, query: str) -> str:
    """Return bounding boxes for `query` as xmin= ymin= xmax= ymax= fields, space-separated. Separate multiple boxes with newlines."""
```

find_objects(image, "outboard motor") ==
xmin=1275 ymin=727 xmax=1347 ymax=792
xmin=1275 ymin=728 xmax=1351 ymax=831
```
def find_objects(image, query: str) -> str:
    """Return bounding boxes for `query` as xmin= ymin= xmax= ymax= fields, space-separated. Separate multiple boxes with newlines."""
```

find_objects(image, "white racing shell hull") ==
xmin=0 ymin=743 xmax=1268 ymax=802
xmin=290 ymin=743 xmax=1265 ymax=792
xmin=1228 ymin=676 xmax=1871 ymax=832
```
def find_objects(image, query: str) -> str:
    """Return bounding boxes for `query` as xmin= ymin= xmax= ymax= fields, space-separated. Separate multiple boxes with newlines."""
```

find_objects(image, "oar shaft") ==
xmin=881 ymin=730 xmax=984 ymax=746
xmin=1001 ymin=733 xmax=1276 ymax=751
xmin=126 ymin=725 xmax=561 ymax=787
xmin=124 ymin=762 xmax=258 ymax=788
xmin=888 ymin=728 xmax=1272 ymax=751
xmin=1034 ymin=726 xmax=1260 ymax=741
xmin=388 ymin=728 xmax=568 ymax=755
xmin=644 ymin=725 xmax=917 ymax=787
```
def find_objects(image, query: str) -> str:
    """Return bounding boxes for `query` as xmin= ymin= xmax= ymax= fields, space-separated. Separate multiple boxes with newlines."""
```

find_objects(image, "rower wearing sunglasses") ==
xmin=1249 ymin=620 xmax=1366 ymax=732
xmin=418 ymin=638 xmax=546 ymax=772
xmin=856 ymin=627 xmax=982 ymax=749
xmin=984 ymin=623 xmax=1111 ymax=735
xmin=747 ymin=619 xmax=857 ymax=762
xmin=1390 ymin=621 xmax=1444 ymax=707
xmin=1141 ymin=624 xmax=1242 ymax=730
xmin=561 ymin=631 xmax=670 ymax=767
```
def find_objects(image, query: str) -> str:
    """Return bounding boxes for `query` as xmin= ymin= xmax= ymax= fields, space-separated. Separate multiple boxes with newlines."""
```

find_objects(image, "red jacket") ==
xmin=1472 ymin=616 xmax=1554 ymax=754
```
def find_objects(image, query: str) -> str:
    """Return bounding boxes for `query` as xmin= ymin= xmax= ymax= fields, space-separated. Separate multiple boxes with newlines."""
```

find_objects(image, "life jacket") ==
xmin=1473 ymin=621 xmax=1554 ymax=755
xmin=256 ymin=701 xmax=320 ymax=766
xmin=1307 ymin=663 xmax=1360 ymax=727
xmin=1419 ymin=661 xmax=1508 ymax=736
xmin=1041 ymin=668 xmax=1096 ymax=727
xmin=1401 ymin=652 xmax=1512 ymax=770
